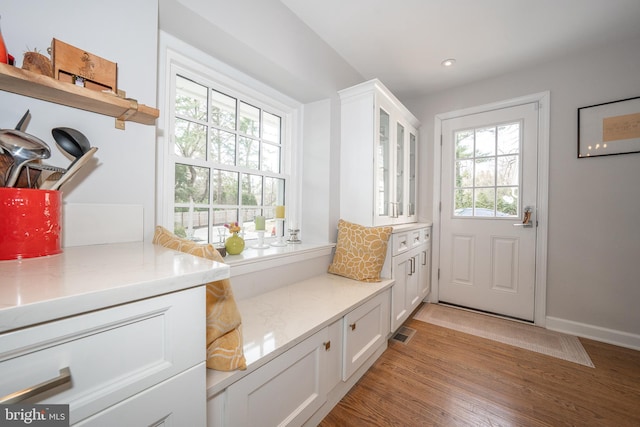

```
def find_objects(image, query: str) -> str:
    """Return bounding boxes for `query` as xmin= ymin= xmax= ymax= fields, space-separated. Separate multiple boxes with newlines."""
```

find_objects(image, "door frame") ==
xmin=431 ymin=92 xmax=550 ymax=326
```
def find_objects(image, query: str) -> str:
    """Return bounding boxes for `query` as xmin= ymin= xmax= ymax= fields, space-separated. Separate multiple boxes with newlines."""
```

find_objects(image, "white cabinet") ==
xmin=226 ymin=326 xmax=332 ymax=427
xmin=343 ymin=290 xmax=390 ymax=381
xmin=386 ymin=226 xmax=432 ymax=332
xmin=216 ymin=288 xmax=390 ymax=427
xmin=0 ymin=287 xmax=206 ymax=426
xmin=339 ymin=79 xmax=420 ymax=226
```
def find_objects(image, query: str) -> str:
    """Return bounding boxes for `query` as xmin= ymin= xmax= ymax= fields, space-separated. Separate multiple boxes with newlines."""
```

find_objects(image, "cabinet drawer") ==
xmin=343 ymin=290 xmax=390 ymax=380
xmin=392 ymin=232 xmax=410 ymax=256
xmin=75 ymin=363 xmax=206 ymax=427
xmin=0 ymin=287 xmax=205 ymax=425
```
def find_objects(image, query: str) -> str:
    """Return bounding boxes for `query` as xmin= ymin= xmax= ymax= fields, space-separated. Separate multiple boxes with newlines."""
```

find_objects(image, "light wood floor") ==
xmin=320 ymin=306 xmax=640 ymax=426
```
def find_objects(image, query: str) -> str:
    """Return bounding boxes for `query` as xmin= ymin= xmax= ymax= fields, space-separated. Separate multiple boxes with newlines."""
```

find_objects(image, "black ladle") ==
xmin=51 ymin=127 xmax=91 ymax=162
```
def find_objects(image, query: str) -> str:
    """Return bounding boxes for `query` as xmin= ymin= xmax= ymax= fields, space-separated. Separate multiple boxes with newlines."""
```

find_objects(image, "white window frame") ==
xmin=156 ymin=33 xmax=302 ymax=242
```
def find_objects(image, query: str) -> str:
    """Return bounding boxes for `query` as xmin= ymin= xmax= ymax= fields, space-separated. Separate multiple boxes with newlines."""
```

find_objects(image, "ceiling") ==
xmin=280 ymin=0 xmax=640 ymax=98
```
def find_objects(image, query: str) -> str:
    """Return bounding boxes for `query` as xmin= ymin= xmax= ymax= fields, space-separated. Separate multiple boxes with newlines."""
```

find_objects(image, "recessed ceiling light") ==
xmin=441 ymin=58 xmax=456 ymax=67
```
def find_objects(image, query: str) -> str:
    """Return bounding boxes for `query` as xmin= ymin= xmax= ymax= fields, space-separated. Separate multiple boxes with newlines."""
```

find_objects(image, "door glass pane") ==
xmin=454 ymin=124 xmax=520 ymax=218
xmin=475 ymin=127 xmax=496 ymax=157
xmin=497 ymin=122 xmax=520 ymax=154
xmin=212 ymin=170 xmax=238 ymax=205
xmin=474 ymin=158 xmax=495 ymax=187
xmin=209 ymin=129 xmax=235 ymax=164
xmin=211 ymin=90 xmax=236 ymax=130
xmin=456 ymin=159 xmax=473 ymax=187
xmin=474 ymin=188 xmax=495 ymax=215
xmin=396 ymin=123 xmax=405 ymax=216
xmin=378 ymin=109 xmax=390 ymax=216
xmin=454 ymin=189 xmax=473 ymax=215
xmin=239 ymin=102 xmax=260 ymax=137
xmin=497 ymin=155 xmax=518 ymax=186
xmin=175 ymin=164 xmax=210 ymax=204
xmin=456 ymin=130 xmax=474 ymax=159
xmin=497 ymin=187 xmax=518 ymax=216
xmin=174 ymin=118 xmax=206 ymax=160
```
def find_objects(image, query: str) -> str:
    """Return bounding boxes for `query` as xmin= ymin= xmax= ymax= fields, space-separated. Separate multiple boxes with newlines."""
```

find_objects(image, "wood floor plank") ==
xmin=320 ymin=307 xmax=640 ymax=427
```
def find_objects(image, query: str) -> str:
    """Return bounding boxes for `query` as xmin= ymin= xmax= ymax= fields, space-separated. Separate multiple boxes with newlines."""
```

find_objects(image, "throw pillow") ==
xmin=152 ymin=226 xmax=247 ymax=371
xmin=328 ymin=219 xmax=393 ymax=282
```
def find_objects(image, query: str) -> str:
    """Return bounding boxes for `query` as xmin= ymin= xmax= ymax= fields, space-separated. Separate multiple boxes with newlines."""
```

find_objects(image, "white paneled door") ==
xmin=439 ymin=103 xmax=539 ymax=321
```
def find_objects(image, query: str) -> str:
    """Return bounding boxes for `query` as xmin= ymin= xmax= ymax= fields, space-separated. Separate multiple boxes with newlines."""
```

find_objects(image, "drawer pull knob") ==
xmin=324 ymin=341 xmax=331 ymax=351
xmin=0 ymin=367 xmax=71 ymax=404
xmin=350 ymin=323 xmax=357 ymax=331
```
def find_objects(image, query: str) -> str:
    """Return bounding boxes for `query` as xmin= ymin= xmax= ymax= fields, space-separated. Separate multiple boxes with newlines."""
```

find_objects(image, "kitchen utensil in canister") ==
xmin=0 ymin=129 xmax=51 ymax=187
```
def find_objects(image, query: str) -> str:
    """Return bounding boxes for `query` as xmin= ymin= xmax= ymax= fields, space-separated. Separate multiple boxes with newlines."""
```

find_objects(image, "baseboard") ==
xmin=546 ymin=316 xmax=640 ymax=351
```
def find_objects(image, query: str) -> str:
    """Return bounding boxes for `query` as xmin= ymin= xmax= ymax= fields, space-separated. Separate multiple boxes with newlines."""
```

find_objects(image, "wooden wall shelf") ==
xmin=0 ymin=63 xmax=159 ymax=126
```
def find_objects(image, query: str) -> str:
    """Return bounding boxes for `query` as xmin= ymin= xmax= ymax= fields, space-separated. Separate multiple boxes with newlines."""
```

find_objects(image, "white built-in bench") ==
xmin=206 ymin=273 xmax=394 ymax=427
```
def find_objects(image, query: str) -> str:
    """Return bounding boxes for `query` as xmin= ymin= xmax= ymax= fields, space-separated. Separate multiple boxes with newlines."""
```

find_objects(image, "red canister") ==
xmin=0 ymin=188 xmax=62 ymax=260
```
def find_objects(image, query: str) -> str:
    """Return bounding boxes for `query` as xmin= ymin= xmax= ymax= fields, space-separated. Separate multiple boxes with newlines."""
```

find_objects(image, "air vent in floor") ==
xmin=392 ymin=326 xmax=416 ymax=345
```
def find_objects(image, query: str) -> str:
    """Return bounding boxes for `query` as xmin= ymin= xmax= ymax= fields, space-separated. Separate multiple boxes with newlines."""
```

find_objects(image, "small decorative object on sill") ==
xmin=287 ymin=228 xmax=301 ymax=244
xmin=224 ymin=222 xmax=245 ymax=255
xmin=215 ymin=245 xmax=227 ymax=257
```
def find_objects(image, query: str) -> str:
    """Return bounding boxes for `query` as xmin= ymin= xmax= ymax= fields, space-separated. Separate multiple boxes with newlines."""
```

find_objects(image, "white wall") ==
xmin=404 ymin=36 xmax=640 ymax=346
xmin=0 ymin=0 xmax=158 ymax=242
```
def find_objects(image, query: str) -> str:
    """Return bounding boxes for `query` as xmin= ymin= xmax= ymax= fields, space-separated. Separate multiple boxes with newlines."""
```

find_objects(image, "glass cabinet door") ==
xmin=396 ymin=123 xmax=405 ymax=217
xmin=409 ymin=131 xmax=417 ymax=216
xmin=377 ymin=108 xmax=390 ymax=218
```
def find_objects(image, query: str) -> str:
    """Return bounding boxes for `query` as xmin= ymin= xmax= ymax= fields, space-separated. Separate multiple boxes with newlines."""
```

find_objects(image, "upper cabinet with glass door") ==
xmin=339 ymin=79 xmax=420 ymax=226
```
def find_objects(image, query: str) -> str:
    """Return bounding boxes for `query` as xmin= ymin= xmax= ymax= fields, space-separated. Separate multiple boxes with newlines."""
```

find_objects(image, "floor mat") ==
xmin=414 ymin=304 xmax=594 ymax=367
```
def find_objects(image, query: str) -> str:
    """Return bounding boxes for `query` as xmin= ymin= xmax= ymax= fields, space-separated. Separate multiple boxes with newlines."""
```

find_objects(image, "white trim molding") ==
xmin=546 ymin=316 xmax=640 ymax=351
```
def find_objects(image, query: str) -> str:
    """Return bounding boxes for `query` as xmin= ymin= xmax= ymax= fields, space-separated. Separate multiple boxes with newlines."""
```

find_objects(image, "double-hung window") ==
xmin=167 ymin=67 xmax=289 ymax=244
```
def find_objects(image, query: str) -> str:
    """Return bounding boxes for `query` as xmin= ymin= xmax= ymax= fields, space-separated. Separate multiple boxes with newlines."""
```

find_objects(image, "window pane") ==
xmin=497 ymin=187 xmax=518 ymax=216
xmin=455 ymin=130 xmax=474 ymax=159
xmin=455 ymin=159 xmax=473 ymax=188
xmin=454 ymin=189 xmax=473 ymax=215
xmin=213 ymin=208 xmax=237 ymax=228
xmin=497 ymin=155 xmax=519 ymax=186
xmin=263 ymin=111 xmax=281 ymax=143
xmin=175 ymin=164 xmax=210 ymax=204
xmin=474 ymin=188 xmax=495 ymax=215
xmin=175 ymin=76 xmax=207 ymax=121
xmin=211 ymin=90 xmax=236 ymax=130
xmin=264 ymin=177 xmax=285 ymax=208
xmin=210 ymin=129 xmax=236 ymax=164
xmin=173 ymin=207 xmax=209 ymax=242
xmin=498 ymin=122 xmax=520 ymax=155
xmin=238 ymin=136 xmax=259 ymax=170
xmin=174 ymin=118 xmax=206 ymax=160
xmin=378 ymin=109 xmax=390 ymax=216
xmin=262 ymin=143 xmax=280 ymax=173
xmin=474 ymin=158 xmax=495 ymax=187
xmin=239 ymin=102 xmax=260 ymax=137
xmin=212 ymin=170 xmax=238 ymax=205
xmin=475 ymin=127 xmax=496 ymax=157
xmin=242 ymin=173 xmax=262 ymax=206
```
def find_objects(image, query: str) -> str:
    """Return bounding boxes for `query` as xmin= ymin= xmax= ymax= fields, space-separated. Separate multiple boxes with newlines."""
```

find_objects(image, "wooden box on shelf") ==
xmin=51 ymin=38 xmax=117 ymax=93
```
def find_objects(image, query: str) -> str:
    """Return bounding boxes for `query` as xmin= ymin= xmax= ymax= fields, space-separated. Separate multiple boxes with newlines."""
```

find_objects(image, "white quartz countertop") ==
xmin=0 ymin=242 xmax=230 ymax=333
xmin=206 ymin=273 xmax=394 ymax=395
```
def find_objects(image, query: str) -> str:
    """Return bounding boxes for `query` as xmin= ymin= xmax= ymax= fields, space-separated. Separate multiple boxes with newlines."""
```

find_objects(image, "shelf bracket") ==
xmin=115 ymin=97 xmax=139 ymax=130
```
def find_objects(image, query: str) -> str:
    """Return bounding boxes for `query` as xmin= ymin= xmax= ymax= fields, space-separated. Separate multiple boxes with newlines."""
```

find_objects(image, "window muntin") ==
xmin=453 ymin=122 xmax=520 ymax=217
xmin=171 ymin=74 xmax=287 ymax=243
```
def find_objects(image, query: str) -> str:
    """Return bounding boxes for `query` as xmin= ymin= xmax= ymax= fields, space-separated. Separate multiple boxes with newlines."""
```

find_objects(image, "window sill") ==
xmin=222 ymin=242 xmax=335 ymax=276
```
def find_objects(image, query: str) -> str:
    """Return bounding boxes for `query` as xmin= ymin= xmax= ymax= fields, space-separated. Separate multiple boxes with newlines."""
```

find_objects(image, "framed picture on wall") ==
xmin=578 ymin=96 xmax=640 ymax=158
